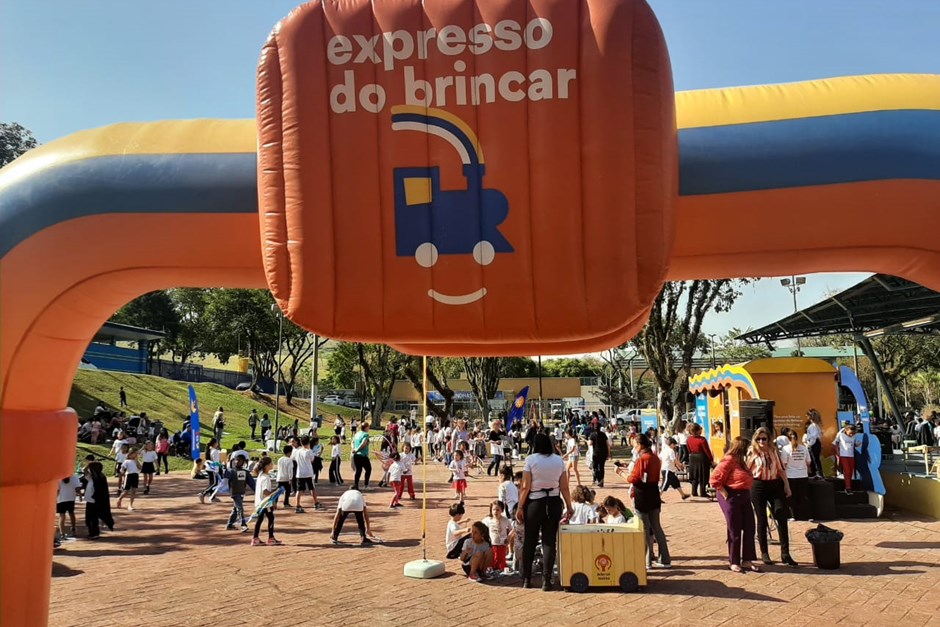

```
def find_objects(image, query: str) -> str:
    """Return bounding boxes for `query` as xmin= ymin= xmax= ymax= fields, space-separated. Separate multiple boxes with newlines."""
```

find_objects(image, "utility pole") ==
xmin=310 ymin=334 xmax=319 ymax=425
xmin=270 ymin=304 xmax=285 ymax=449
xmin=780 ymin=276 xmax=807 ymax=354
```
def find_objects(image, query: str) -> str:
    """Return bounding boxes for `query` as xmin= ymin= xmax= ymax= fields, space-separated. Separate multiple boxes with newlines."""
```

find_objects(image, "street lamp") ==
xmin=780 ymin=276 xmax=807 ymax=354
xmin=271 ymin=303 xmax=285 ymax=449
xmin=708 ymin=334 xmax=717 ymax=367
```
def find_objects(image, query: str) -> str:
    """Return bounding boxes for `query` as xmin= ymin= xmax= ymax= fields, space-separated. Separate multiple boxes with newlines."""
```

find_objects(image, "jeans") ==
xmin=253 ymin=507 xmax=274 ymax=539
xmin=717 ymin=489 xmax=757 ymax=566
xmin=636 ymin=508 xmax=670 ymax=566
xmin=353 ymin=455 xmax=372 ymax=489
xmin=227 ymin=494 xmax=245 ymax=527
xmin=487 ymin=454 xmax=503 ymax=476
xmin=157 ymin=452 xmax=169 ymax=474
xmin=810 ymin=440 xmax=822 ymax=476
xmin=521 ymin=496 xmax=562 ymax=581
xmin=751 ymin=478 xmax=790 ymax=558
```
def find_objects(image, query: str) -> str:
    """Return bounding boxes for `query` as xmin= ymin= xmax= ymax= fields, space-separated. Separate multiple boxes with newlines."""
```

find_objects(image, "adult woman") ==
xmin=781 ymin=430 xmax=811 ymax=520
xmin=805 ymin=409 xmax=823 ymax=478
xmin=562 ymin=428 xmax=582 ymax=486
xmin=516 ymin=433 xmax=573 ymax=590
xmin=746 ymin=427 xmax=796 ymax=567
xmin=352 ymin=422 xmax=372 ymax=490
xmin=710 ymin=437 xmax=760 ymax=573
xmin=486 ymin=420 xmax=505 ymax=476
xmin=617 ymin=434 xmax=671 ymax=568
xmin=686 ymin=423 xmax=714 ymax=499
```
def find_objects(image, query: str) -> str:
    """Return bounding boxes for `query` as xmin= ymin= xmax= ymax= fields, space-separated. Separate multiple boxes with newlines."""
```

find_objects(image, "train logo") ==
xmin=391 ymin=106 xmax=513 ymax=305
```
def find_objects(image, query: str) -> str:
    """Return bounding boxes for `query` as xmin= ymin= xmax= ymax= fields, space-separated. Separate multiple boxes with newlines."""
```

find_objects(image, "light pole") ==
xmin=309 ymin=334 xmax=319 ymax=426
xmin=780 ymin=276 xmax=807 ymax=354
xmin=708 ymin=334 xmax=717 ymax=367
xmin=271 ymin=303 xmax=285 ymax=448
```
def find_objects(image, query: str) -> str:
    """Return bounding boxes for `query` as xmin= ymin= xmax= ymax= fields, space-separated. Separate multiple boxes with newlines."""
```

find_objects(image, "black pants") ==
xmin=332 ymin=509 xmax=366 ymax=539
xmin=157 ymin=453 xmax=169 ymax=473
xmin=487 ymin=454 xmax=503 ymax=476
xmin=250 ymin=425 xmax=256 ymax=439
xmin=689 ymin=453 xmax=709 ymax=497
xmin=278 ymin=481 xmax=292 ymax=506
xmin=592 ymin=457 xmax=606 ymax=486
xmin=329 ymin=457 xmax=343 ymax=484
xmin=521 ymin=496 xmax=562 ymax=581
xmin=253 ymin=508 xmax=275 ymax=539
xmin=353 ymin=455 xmax=372 ymax=489
xmin=85 ymin=502 xmax=100 ymax=538
xmin=751 ymin=478 xmax=790 ymax=558
xmin=679 ymin=444 xmax=689 ymax=464
xmin=788 ymin=477 xmax=810 ymax=520
xmin=810 ymin=440 xmax=822 ymax=476
xmin=413 ymin=446 xmax=423 ymax=461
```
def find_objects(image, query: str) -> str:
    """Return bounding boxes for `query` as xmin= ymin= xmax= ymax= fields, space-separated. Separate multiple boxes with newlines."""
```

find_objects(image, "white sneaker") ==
xmin=127 ymin=506 xmax=134 ymax=511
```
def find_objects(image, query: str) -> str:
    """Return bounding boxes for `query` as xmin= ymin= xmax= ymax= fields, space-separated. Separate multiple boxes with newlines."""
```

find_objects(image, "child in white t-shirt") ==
xmin=481 ymin=500 xmax=512 ymax=574
xmin=445 ymin=502 xmax=471 ymax=559
xmin=400 ymin=443 xmax=416 ymax=500
xmin=57 ymin=474 xmax=82 ymax=539
xmin=328 ymin=436 xmax=344 ymax=485
xmin=276 ymin=444 xmax=295 ymax=509
xmin=508 ymin=505 xmax=525 ymax=575
xmin=601 ymin=496 xmax=632 ymax=524
xmin=497 ymin=465 xmax=519 ymax=515
xmin=659 ymin=438 xmax=690 ymax=500
xmin=140 ymin=441 xmax=158 ymax=495
xmin=114 ymin=444 xmax=129 ymax=490
xmin=388 ymin=454 xmax=404 ymax=508
xmin=449 ymin=450 xmax=468 ymax=502
xmin=116 ymin=449 xmax=140 ymax=511
xmin=251 ymin=456 xmax=282 ymax=546
xmin=569 ymin=485 xmax=599 ymax=524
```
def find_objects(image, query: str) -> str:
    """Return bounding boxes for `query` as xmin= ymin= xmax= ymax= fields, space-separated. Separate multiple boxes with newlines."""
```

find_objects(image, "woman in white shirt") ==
xmin=517 ymin=433 xmax=573 ymax=590
xmin=781 ymin=431 xmax=812 ymax=519
xmin=832 ymin=423 xmax=858 ymax=494
xmin=251 ymin=457 xmax=282 ymax=546
xmin=562 ymin=428 xmax=582 ymax=486
xmin=805 ymin=410 xmax=823 ymax=479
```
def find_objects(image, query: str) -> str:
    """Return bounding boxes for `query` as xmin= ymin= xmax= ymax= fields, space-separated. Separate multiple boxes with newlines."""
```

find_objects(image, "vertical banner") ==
xmin=694 ymin=394 xmax=709 ymax=434
xmin=640 ymin=409 xmax=658 ymax=434
xmin=188 ymin=385 xmax=201 ymax=461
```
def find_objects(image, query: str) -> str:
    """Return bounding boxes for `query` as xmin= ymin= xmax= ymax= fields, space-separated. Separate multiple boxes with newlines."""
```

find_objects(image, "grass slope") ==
xmin=70 ymin=371 xmax=396 ymax=467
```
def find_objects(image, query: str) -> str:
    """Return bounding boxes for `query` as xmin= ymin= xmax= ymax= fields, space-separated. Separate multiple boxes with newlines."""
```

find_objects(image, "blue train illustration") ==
xmin=391 ymin=105 xmax=513 ymax=267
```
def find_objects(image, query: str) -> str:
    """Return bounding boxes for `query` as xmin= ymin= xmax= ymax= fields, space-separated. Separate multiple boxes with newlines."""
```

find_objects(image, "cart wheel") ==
xmin=570 ymin=573 xmax=589 ymax=593
xmin=619 ymin=572 xmax=639 ymax=592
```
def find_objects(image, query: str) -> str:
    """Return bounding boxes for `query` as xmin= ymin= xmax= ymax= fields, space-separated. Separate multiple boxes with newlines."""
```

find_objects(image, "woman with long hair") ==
xmin=616 ymin=433 xmax=671 ymax=568
xmin=686 ymin=423 xmax=714 ymax=499
xmin=805 ymin=409 xmax=823 ymax=479
xmin=710 ymin=437 xmax=759 ymax=573
xmin=516 ymin=433 xmax=573 ymax=590
xmin=747 ymin=427 xmax=796 ymax=567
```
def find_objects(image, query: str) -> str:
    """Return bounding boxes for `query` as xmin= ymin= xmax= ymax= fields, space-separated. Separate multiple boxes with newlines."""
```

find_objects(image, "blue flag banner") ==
xmin=506 ymin=386 xmax=529 ymax=431
xmin=188 ymin=385 xmax=201 ymax=461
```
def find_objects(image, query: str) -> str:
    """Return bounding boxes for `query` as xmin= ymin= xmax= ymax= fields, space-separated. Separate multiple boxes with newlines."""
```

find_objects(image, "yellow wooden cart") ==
xmin=558 ymin=518 xmax=648 ymax=593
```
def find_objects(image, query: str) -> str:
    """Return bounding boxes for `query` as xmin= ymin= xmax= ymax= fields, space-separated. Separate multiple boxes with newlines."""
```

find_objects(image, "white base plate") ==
xmin=403 ymin=559 xmax=446 ymax=579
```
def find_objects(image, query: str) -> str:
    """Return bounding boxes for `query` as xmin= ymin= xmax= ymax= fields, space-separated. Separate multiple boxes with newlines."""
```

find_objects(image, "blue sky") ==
xmin=3 ymin=1 xmax=938 ymax=344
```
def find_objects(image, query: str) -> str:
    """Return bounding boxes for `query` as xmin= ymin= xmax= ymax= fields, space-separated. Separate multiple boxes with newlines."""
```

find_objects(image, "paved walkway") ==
xmin=50 ymin=460 xmax=939 ymax=627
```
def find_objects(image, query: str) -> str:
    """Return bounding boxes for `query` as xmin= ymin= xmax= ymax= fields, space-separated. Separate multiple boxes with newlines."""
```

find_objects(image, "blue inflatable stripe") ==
xmin=0 ymin=153 xmax=258 ymax=258
xmin=679 ymin=109 xmax=940 ymax=195
xmin=392 ymin=112 xmax=481 ymax=165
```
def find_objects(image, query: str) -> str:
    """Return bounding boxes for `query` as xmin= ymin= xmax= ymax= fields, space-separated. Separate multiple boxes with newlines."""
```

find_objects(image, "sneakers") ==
xmin=126 ymin=505 xmax=134 ymax=512
xmin=241 ymin=525 xmax=250 ymax=533
xmin=467 ymin=573 xmax=481 ymax=583
xmin=314 ymin=503 xmax=325 ymax=511
xmin=361 ymin=537 xmax=374 ymax=545
xmin=681 ymin=494 xmax=690 ymax=500
xmin=266 ymin=537 xmax=283 ymax=546
xmin=251 ymin=538 xmax=263 ymax=546
xmin=295 ymin=507 xmax=305 ymax=513
xmin=651 ymin=561 xmax=672 ymax=569
xmin=330 ymin=536 xmax=341 ymax=545
xmin=225 ymin=524 xmax=236 ymax=531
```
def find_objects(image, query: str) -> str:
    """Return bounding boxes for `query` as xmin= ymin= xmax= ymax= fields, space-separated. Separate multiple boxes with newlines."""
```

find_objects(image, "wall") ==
xmin=882 ymin=472 xmax=940 ymax=520
xmin=83 ymin=342 xmax=147 ymax=374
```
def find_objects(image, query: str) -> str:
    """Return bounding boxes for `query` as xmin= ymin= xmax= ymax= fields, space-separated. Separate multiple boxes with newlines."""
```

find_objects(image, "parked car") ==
xmin=344 ymin=397 xmax=362 ymax=409
xmin=323 ymin=395 xmax=345 ymax=406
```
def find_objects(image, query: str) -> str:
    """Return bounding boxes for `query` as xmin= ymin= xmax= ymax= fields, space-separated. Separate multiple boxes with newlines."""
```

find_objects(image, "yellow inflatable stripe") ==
xmin=678 ymin=74 xmax=940 ymax=129
xmin=1 ymin=119 xmax=256 ymax=189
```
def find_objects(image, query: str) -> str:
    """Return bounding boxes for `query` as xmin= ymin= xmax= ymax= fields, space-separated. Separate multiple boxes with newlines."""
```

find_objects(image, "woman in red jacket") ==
xmin=686 ymin=423 xmax=714 ymax=499
xmin=710 ymin=437 xmax=760 ymax=573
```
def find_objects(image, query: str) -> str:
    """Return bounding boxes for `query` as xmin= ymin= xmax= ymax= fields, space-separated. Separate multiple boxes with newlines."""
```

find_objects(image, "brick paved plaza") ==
xmin=50 ymin=461 xmax=939 ymax=627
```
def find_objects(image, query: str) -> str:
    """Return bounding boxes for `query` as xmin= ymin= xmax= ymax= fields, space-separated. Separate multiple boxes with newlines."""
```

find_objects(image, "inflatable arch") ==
xmin=2 ymin=0 xmax=939 ymax=623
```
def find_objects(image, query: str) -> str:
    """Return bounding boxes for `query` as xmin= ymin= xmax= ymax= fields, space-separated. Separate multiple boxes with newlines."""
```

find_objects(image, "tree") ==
xmin=401 ymin=356 xmax=462 ymax=420
xmin=322 ymin=342 xmax=363 ymax=391
xmin=500 ymin=357 xmax=539 ymax=378
xmin=1 ymin=122 xmax=38 ymax=167
xmin=719 ymin=327 xmax=772 ymax=364
xmin=164 ymin=288 xmax=210 ymax=365
xmin=541 ymin=357 xmax=604 ymax=379
xmin=204 ymin=289 xmax=281 ymax=389
xmin=635 ymin=280 xmax=746 ymax=426
xmin=357 ymin=343 xmax=408 ymax=427
xmin=110 ymin=291 xmax=180 ymax=372
xmin=463 ymin=357 xmax=503 ymax=415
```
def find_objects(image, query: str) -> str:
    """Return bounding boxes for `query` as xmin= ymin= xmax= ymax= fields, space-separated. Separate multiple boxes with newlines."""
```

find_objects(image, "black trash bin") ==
xmin=805 ymin=524 xmax=843 ymax=569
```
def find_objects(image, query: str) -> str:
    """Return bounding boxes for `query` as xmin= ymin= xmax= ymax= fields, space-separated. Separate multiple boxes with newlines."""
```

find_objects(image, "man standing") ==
xmin=330 ymin=487 xmax=374 ymax=545
xmin=589 ymin=423 xmax=610 ymax=487
xmin=119 ymin=387 xmax=128 ymax=408
xmin=248 ymin=409 xmax=259 ymax=440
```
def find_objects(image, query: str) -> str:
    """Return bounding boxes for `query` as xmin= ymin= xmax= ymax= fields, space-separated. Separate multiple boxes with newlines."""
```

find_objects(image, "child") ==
xmin=328 ymin=436 xmax=344 ymax=485
xmin=311 ymin=436 xmax=324 ymax=485
xmin=400 ymin=443 xmax=416 ymax=500
xmin=660 ymin=437 xmax=691 ymax=500
xmin=57 ymin=474 xmax=82 ymax=539
xmin=114 ymin=443 xmax=129 ymax=495
xmin=388 ymin=453 xmax=404 ymax=508
xmin=251 ymin=456 xmax=283 ymax=546
xmin=449 ymin=450 xmax=468 ymax=502
xmin=445 ymin=502 xmax=472 ymax=559
xmin=570 ymin=485 xmax=599 ymax=524
xmin=191 ymin=457 xmax=206 ymax=479
xmin=115 ymin=448 xmax=140 ymax=511
xmin=481 ymin=500 xmax=511 ymax=574
xmin=508 ymin=505 xmax=525 ymax=576
xmin=601 ymin=495 xmax=632 ymax=524
xmin=224 ymin=455 xmax=256 ymax=532
xmin=276 ymin=444 xmax=294 ymax=509
xmin=497 ymin=465 xmax=518 ymax=516
xmin=460 ymin=521 xmax=494 ymax=582
xmin=140 ymin=441 xmax=158 ymax=495
xmin=563 ymin=428 xmax=582 ymax=486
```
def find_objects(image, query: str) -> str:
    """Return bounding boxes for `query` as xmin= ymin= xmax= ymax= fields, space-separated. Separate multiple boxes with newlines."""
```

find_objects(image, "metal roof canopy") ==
xmin=92 ymin=321 xmax=165 ymax=343
xmin=739 ymin=274 xmax=940 ymax=345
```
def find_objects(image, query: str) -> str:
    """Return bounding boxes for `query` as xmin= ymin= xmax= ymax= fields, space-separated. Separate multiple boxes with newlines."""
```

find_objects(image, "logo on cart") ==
xmin=391 ymin=105 xmax=513 ymax=305
xmin=594 ymin=554 xmax=612 ymax=573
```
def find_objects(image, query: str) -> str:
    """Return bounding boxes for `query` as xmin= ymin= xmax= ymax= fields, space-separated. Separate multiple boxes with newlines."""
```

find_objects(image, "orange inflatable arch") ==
xmin=2 ymin=0 xmax=939 ymax=623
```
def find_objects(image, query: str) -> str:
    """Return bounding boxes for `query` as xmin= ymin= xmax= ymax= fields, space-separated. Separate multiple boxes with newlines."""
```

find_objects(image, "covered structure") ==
xmin=83 ymin=321 xmax=164 ymax=374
